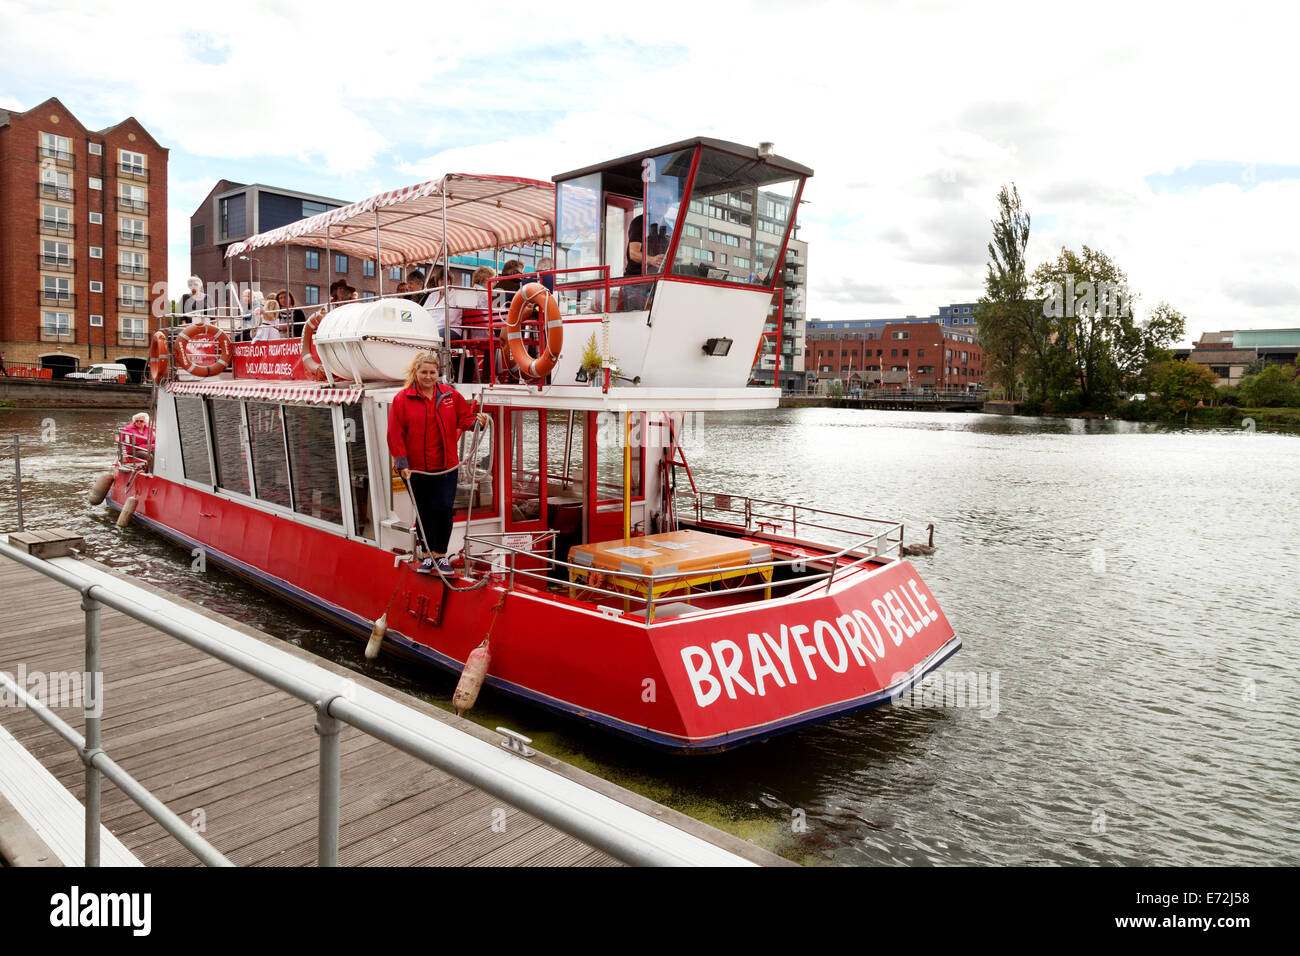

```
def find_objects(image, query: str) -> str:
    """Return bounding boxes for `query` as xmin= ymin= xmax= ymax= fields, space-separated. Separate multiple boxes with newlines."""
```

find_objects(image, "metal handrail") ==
xmin=675 ymin=488 xmax=904 ymax=555
xmin=0 ymin=536 xmax=754 ymax=867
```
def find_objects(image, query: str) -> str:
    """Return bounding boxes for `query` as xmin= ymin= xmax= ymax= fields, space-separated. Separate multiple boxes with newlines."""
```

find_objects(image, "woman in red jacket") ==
xmin=387 ymin=352 xmax=487 ymax=574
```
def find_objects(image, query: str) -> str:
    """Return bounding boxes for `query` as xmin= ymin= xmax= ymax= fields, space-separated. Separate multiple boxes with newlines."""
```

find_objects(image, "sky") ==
xmin=3 ymin=0 xmax=1298 ymax=346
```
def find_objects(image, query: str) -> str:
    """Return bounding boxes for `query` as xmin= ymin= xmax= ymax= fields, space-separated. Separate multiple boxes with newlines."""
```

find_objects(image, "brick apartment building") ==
xmin=0 ymin=97 xmax=168 ymax=378
xmin=806 ymin=321 xmax=985 ymax=391
xmin=191 ymin=181 xmax=485 ymax=311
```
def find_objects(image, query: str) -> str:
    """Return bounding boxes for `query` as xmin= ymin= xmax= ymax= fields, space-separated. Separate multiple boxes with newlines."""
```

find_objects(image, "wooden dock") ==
xmin=0 ymin=551 xmax=788 ymax=867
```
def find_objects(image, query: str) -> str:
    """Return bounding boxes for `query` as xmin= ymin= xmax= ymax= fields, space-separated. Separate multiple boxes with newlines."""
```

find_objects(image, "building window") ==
xmin=362 ymin=291 xmax=375 ymax=300
xmin=43 ymin=276 xmax=72 ymax=300
xmin=388 ymin=266 xmax=402 ymax=281
xmin=88 ymin=142 xmax=103 ymax=156
xmin=121 ymin=251 xmax=145 ymax=274
xmin=120 ymin=315 xmax=146 ymax=339
xmin=90 ymin=212 xmax=103 ymax=225
xmin=90 ymin=246 xmax=103 ymax=258
xmin=305 ymin=250 xmax=320 ymax=271
xmin=302 ymin=200 xmax=330 ymax=218
xmin=42 ymin=311 xmax=72 ymax=335
xmin=918 ymin=349 xmax=925 ymax=357
xmin=363 ymin=259 xmax=375 ymax=277
xmin=90 ymin=314 xmax=104 ymax=327
xmin=88 ymin=177 xmax=102 ymax=190
xmin=90 ymin=280 xmax=103 ymax=293
xmin=42 ymin=240 xmax=71 ymax=264
xmin=40 ymin=132 xmax=71 ymax=161
xmin=334 ymin=254 xmax=348 ymax=274
xmin=304 ymin=285 xmax=320 ymax=305
xmin=119 ymin=149 xmax=146 ymax=175
xmin=42 ymin=204 xmax=71 ymax=229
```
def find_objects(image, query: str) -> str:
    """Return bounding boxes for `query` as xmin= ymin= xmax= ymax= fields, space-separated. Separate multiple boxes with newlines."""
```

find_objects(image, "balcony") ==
xmin=117 ymin=197 xmax=149 ymax=214
xmin=117 ymin=264 xmax=148 ymax=278
xmin=117 ymin=164 xmax=149 ymax=182
xmin=39 ymin=254 xmax=75 ymax=274
xmin=39 ymin=145 xmax=75 ymax=168
xmin=118 ymin=232 xmax=149 ymax=248
xmin=39 ymin=328 xmax=76 ymax=344
xmin=118 ymin=297 xmax=149 ymax=312
xmin=38 ymin=181 xmax=76 ymax=203
xmin=39 ymin=290 xmax=76 ymax=308
xmin=38 ymin=217 xmax=75 ymax=238
xmin=117 ymin=331 xmax=149 ymax=347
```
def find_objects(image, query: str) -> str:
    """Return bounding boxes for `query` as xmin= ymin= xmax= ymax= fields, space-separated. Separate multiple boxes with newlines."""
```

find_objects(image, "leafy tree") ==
xmin=1239 ymin=364 xmax=1300 ymax=407
xmin=1116 ymin=302 xmax=1186 ymax=393
xmin=1151 ymin=360 xmax=1218 ymax=413
xmin=975 ymin=185 xmax=1035 ymax=399
xmin=1032 ymin=246 xmax=1136 ymax=409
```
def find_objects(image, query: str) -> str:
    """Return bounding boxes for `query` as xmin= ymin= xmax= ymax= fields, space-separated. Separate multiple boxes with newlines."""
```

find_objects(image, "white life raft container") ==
xmin=313 ymin=296 xmax=470 ymax=382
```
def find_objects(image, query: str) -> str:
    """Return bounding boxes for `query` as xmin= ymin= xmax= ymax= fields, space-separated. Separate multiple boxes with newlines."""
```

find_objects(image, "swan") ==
xmin=901 ymin=523 xmax=936 ymax=556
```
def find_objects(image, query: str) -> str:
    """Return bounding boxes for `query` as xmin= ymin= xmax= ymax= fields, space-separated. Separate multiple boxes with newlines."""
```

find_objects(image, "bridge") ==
xmin=782 ymin=390 xmax=991 ymax=412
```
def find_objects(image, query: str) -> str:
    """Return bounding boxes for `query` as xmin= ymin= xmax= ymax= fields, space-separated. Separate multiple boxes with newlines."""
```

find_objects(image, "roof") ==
xmin=552 ymin=137 xmax=813 ymax=182
xmin=225 ymin=174 xmax=554 ymax=267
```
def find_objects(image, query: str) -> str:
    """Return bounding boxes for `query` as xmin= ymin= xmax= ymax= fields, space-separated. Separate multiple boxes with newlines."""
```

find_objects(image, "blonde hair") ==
xmin=403 ymin=351 xmax=440 ymax=388
xmin=471 ymin=265 xmax=496 ymax=288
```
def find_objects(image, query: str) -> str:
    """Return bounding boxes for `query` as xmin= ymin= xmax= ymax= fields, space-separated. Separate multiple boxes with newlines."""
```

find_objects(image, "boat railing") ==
xmin=463 ymin=525 xmax=895 ymax=621
xmin=673 ymin=489 xmax=905 ymax=559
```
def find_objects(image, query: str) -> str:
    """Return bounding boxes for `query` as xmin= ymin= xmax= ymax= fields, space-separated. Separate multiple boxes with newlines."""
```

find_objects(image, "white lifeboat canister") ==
xmin=314 ymin=299 xmax=455 ymax=382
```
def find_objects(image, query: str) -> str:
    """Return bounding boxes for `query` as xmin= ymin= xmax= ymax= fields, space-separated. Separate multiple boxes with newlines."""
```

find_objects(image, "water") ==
xmin=2 ymin=406 xmax=1297 ymax=866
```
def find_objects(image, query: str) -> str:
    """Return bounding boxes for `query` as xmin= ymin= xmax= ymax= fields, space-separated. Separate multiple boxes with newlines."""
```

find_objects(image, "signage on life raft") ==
xmin=233 ymin=340 xmax=307 ymax=381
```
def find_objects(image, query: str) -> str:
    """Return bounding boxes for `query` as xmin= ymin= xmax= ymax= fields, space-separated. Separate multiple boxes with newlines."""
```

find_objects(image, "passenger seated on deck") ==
xmin=496 ymin=259 xmax=525 ymax=293
xmin=406 ymin=269 xmax=430 ymax=304
xmin=251 ymin=304 xmax=282 ymax=341
xmin=119 ymin=412 xmax=154 ymax=463
xmin=272 ymin=289 xmax=307 ymax=336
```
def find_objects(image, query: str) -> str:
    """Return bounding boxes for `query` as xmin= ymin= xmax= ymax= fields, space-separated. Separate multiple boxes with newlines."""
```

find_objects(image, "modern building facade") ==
xmin=0 ymin=97 xmax=168 ymax=378
xmin=805 ymin=320 xmax=984 ymax=391
xmin=1187 ymin=328 xmax=1300 ymax=386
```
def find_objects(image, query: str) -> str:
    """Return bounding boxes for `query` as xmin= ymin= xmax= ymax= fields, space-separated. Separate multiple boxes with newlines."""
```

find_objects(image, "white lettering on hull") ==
xmin=679 ymin=578 xmax=945 ymax=708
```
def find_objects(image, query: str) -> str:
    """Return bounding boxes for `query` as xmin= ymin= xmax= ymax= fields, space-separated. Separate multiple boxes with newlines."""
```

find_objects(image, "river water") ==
xmin=2 ymin=405 xmax=1297 ymax=866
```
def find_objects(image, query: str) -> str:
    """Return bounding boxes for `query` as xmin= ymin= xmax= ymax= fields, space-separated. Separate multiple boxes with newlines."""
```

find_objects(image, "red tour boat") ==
xmin=100 ymin=139 xmax=960 ymax=753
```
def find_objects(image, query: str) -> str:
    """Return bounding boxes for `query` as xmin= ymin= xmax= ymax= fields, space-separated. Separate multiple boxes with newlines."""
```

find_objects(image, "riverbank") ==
xmin=0 ymin=379 xmax=150 ymax=409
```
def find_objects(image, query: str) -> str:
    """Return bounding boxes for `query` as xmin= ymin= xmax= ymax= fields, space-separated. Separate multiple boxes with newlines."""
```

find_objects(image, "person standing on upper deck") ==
xmin=387 ymin=353 xmax=488 ymax=575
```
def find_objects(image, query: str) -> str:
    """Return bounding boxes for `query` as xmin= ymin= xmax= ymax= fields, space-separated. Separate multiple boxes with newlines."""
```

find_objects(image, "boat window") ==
xmin=545 ymin=410 xmax=583 ymax=500
xmin=208 ymin=399 xmax=250 ymax=495
xmin=175 ymin=395 xmax=212 ymax=484
xmin=455 ymin=410 xmax=495 ymax=517
xmin=247 ymin=403 xmax=292 ymax=509
xmin=509 ymin=409 xmax=544 ymax=524
xmin=593 ymin=411 xmax=643 ymax=504
xmin=283 ymin=405 xmax=343 ymax=526
xmin=672 ymin=148 xmax=800 ymax=287
xmin=341 ymin=402 xmax=373 ymax=539
xmin=555 ymin=173 xmax=602 ymax=278
xmin=645 ymin=147 xmax=692 ymax=271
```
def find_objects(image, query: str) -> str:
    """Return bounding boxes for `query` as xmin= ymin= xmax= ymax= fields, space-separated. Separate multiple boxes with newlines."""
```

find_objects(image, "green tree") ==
xmin=1116 ymin=302 xmax=1186 ymax=393
xmin=1150 ymin=360 xmax=1218 ymax=413
xmin=1032 ymin=246 xmax=1136 ymax=409
xmin=1239 ymin=364 xmax=1300 ymax=407
xmin=975 ymin=185 xmax=1036 ymax=400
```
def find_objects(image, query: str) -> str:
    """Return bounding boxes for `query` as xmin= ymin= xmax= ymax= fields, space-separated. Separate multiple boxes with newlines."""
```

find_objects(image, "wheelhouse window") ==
xmin=283 ymin=405 xmax=342 ymax=526
xmin=247 ymin=403 xmax=292 ymax=509
xmin=670 ymin=148 xmax=800 ymax=286
xmin=175 ymin=395 xmax=213 ymax=484
xmin=555 ymin=172 xmax=602 ymax=276
xmin=208 ymin=399 xmax=251 ymax=495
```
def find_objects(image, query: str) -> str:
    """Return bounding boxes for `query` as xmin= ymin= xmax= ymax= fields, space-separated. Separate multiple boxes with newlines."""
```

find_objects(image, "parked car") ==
xmin=65 ymin=363 xmax=128 ymax=383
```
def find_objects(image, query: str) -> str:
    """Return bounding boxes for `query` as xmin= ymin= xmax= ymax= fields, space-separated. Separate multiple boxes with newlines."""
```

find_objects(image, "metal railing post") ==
xmin=81 ymin=591 xmax=101 ymax=867
xmin=12 ymin=436 xmax=23 ymax=532
xmin=315 ymin=698 xmax=341 ymax=867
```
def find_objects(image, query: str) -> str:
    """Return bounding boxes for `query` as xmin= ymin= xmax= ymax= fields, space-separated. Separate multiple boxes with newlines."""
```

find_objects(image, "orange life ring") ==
xmin=504 ymin=283 xmax=563 ymax=380
xmin=172 ymin=322 xmax=232 ymax=377
xmin=148 ymin=330 xmax=169 ymax=383
xmin=300 ymin=311 xmax=328 ymax=381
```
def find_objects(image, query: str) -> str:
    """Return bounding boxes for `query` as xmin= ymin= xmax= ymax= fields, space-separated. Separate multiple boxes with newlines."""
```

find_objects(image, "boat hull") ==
xmin=108 ymin=472 xmax=960 ymax=753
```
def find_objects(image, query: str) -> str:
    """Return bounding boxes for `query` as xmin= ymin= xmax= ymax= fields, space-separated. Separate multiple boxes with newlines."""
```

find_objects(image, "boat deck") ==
xmin=0 ymin=551 xmax=788 ymax=867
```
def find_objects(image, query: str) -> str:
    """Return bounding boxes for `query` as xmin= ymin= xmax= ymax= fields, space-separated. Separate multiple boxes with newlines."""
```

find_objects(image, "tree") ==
xmin=1239 ymin=364 xmax=1300 ymax=407
xmin=1116 ymin=302 xmax=1186 ymax=393
xmin=1150 ymin=360 xmax=1218 ymax=413
xmin=1032 ymin=245 xmax=1136 ymax=409
xmin=975 ymin=185 xmax=1035 ymax=399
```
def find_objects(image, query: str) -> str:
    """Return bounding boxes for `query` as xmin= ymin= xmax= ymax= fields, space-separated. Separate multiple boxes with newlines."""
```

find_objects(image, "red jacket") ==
xmin=387 ymin=383 xmax=478 ymax=473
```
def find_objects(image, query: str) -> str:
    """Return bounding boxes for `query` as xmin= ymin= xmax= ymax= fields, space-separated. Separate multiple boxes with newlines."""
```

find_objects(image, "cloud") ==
xmin=1222 ymin=280 xmax=1300 ymax=309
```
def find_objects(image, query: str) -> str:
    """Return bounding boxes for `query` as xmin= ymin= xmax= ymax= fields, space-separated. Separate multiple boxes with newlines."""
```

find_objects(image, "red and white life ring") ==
xmin=172 ymin=322 xmax=232 ymax=377
xmin=504 ymin=283 xmax=563 ymax=380
xmin=300 ymin=311 xmax=328 ymax=381
xmin=148 ymin=330 xmax=169 ymax=383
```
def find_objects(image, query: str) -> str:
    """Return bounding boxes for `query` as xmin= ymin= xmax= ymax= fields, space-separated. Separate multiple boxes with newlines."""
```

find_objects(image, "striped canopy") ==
xmin=168 ymin=380 xmax=362 ymax=405
xmin=224 ymin=174 xmax=555 ymax=267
